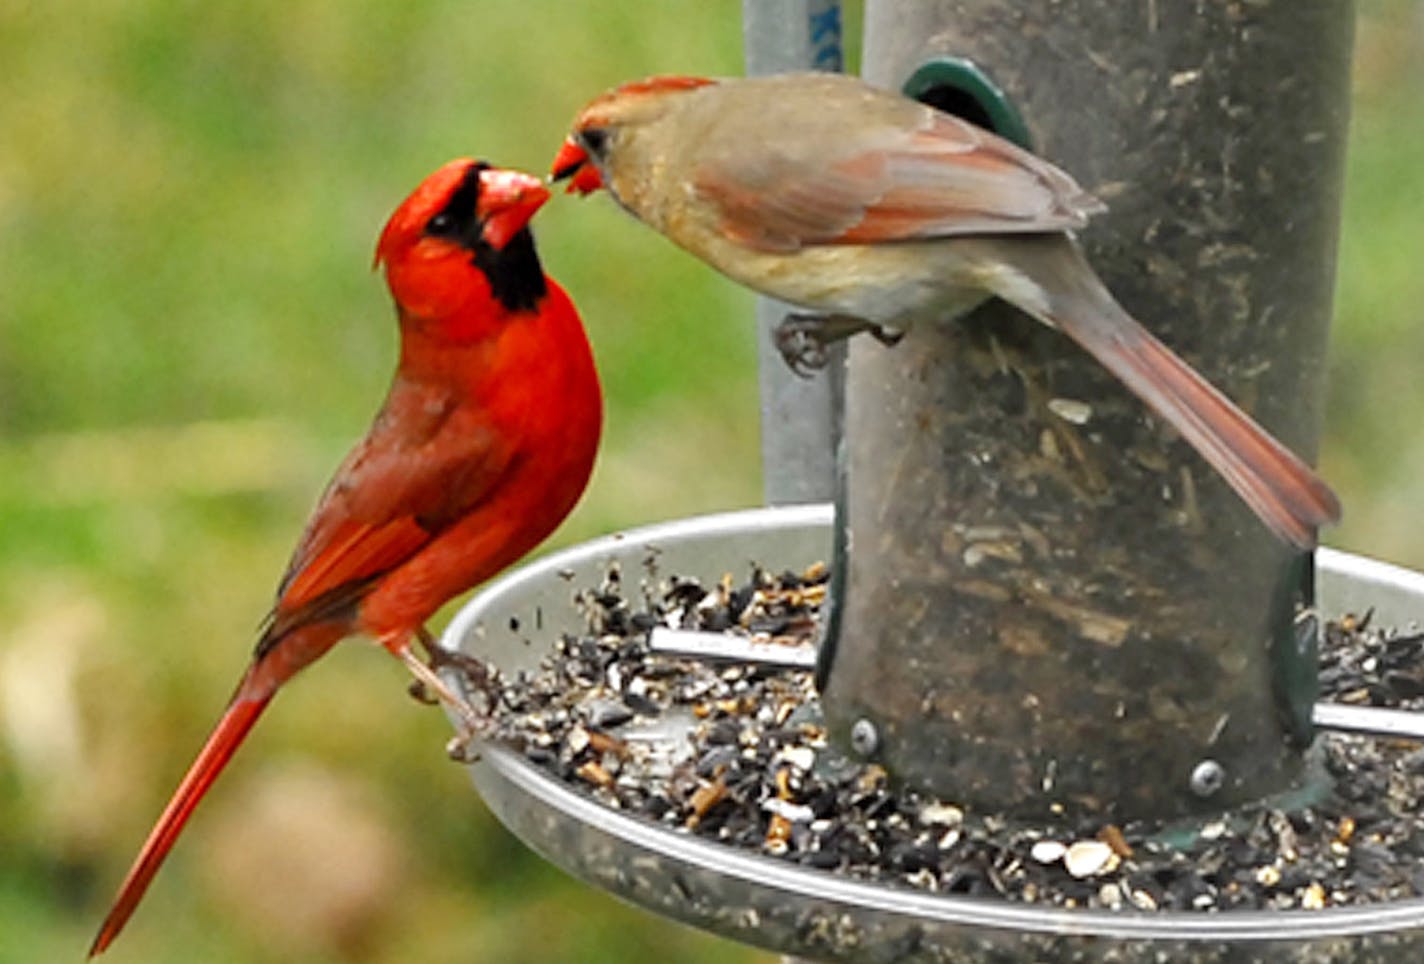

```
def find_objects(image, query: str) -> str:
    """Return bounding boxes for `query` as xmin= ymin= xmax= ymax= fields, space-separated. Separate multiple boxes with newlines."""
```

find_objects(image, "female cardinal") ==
xmin=550 ymin=72 xmax=1339 ymax=549
xmin=89 ymin=160 xmax=602 ymax=955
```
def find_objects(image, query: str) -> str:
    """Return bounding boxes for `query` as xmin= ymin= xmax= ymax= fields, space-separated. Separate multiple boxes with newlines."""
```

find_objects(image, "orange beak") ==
xmin=476 ymin=168 xmax=551 ymax=250
xmin=549 ymin=137 xmax=605 ymax=195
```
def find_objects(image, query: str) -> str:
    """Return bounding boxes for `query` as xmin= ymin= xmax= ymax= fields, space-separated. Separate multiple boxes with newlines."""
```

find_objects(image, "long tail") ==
xmin=977 ymin=235 xmax=1340 ymax=549
xmin=88 ymin=690 xmax=272 ymax=957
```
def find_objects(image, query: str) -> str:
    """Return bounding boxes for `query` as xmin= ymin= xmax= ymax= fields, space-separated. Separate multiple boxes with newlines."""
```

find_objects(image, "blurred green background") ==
xmin=1 ymin=2 xmax=1420 ymax=961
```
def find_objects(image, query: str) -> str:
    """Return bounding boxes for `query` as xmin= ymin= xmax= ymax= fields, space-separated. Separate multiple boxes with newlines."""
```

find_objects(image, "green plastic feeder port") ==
xmin=901 ymin=56 xmax=1034 ymax=150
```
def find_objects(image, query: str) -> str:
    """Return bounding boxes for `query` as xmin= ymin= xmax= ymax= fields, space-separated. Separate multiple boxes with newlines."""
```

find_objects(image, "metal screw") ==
xmin=849 ymin=717 xmax=880 ymax=757
xmin=1189 ymin=759 xmax=1225 ymax=798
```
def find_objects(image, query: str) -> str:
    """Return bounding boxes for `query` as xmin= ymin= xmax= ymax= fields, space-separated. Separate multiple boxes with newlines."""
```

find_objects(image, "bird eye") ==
xmin=426 ymin=212 xmax=455 ymax=236
xmin=579 ymin=127 xmax=609 ymax=157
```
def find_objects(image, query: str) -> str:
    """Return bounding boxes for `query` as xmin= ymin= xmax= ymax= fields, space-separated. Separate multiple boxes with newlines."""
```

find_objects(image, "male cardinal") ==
xmin=89 ymin=160 xmax=602 ymax=955
xmin=550 ymin=72 xmax=1339 ymax=549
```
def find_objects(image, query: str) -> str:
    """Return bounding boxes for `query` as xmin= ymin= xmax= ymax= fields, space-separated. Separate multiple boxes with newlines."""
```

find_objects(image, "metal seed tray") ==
xmin=441 ymin=504 xmax=1424 ymax=963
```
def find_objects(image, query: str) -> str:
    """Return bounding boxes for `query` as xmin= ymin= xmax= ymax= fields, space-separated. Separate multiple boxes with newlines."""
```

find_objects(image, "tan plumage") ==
xmin=552 ymin=72 xmax=1340 ymax=549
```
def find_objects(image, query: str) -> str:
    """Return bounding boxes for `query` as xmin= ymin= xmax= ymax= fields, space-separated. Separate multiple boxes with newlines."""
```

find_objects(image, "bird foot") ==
xmin=868 ymin=323 xmax=905 ymax=348
xmin=407 ymin=678 xmax=440 ymax=706
xmin=445 ymin=730 xmax=483 ymax=764
xmin=773 ymin=315 xmax=834 ymax=377
xmin=418 ymin=628 xmax=503 ymax=705
xmin=396 ymin=643 xmax=497 ymax=746
xmin=772 ymin=314 xmax=904 ymax=377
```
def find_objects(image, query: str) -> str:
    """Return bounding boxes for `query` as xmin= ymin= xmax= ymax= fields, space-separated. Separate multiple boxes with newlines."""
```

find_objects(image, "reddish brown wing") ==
xmin=265 ymin=381 xmax=515 ymax=638
xmin=693 ymin=111 xmax=1103 ymax=253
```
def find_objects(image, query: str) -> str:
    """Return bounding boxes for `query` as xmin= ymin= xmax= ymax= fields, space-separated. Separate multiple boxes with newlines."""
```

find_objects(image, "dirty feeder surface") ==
xmin=458 ymin=560 xmax=1424 ymax=916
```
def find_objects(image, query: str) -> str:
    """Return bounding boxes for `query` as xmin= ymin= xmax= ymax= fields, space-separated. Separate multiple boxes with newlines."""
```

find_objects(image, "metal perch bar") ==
xmin=651 ymin=627 xmax=1424 ymax=743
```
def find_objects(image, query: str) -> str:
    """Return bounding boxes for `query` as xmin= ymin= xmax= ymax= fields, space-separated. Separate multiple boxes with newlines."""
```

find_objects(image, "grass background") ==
xmin=1 ymin=2 xmax=1421 ymax=961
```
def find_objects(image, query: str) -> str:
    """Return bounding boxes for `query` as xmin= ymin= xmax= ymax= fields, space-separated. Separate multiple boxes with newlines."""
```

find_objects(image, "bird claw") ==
xmin=868 ymin=323 xmax=904 ymax=348
xmin=396 ymin=641 xmax=499 ymax=747
xmin=445 ymin=730 xmax=483 ymax=763
xmin=417 ymin=627 xmax=504 ymax=710
xmin=407 ymin=679 xmax=439 ymax=706
xmin=772 ymin=314 xmax=905 ymax=376
xmin=773 ymin=315 xmax=833 ymax=377
xmin=431 ymin=652 xmax=503 ymax=712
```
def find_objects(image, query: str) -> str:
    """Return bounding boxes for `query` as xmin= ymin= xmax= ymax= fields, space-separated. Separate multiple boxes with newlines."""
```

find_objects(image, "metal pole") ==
xmin=822 ymin=0 xmax=1352 ymax=821
xmin=742 ymin=0 xmax=844 ymax=505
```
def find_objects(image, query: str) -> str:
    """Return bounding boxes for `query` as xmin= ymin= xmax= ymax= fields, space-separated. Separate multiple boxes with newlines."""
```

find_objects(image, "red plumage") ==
xmin=90 ymin=160 xmax=602 ymax=955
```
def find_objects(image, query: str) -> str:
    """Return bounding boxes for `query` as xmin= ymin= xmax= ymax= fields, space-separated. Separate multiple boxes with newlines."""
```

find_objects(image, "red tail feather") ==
xmin=991 ymin=236 xmax=1340 ymax=548
xmin=1118 ymin=333 xmax=1340 ymax=546
xmin=89 ymin=695 xmax=271 ymax=957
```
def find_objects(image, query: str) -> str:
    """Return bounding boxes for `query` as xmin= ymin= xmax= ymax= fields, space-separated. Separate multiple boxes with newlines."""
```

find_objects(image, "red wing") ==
xmin=274 ymin=515 xmax=430 ymax=619
xmin=693 ymin=111 xmax=1104 ymax=253
xmin=270 ymin=385 xmax=515 ymax=627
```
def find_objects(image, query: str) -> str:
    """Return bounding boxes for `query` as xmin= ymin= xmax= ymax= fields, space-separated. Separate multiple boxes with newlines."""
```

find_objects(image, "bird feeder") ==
xmin=447 ymin=507 xmax=1424 ymax=962
xmin=439 ymin=1 xmax=1424 ymax=961
xmin=820 ymin=0 xmax=1352 ymax=820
